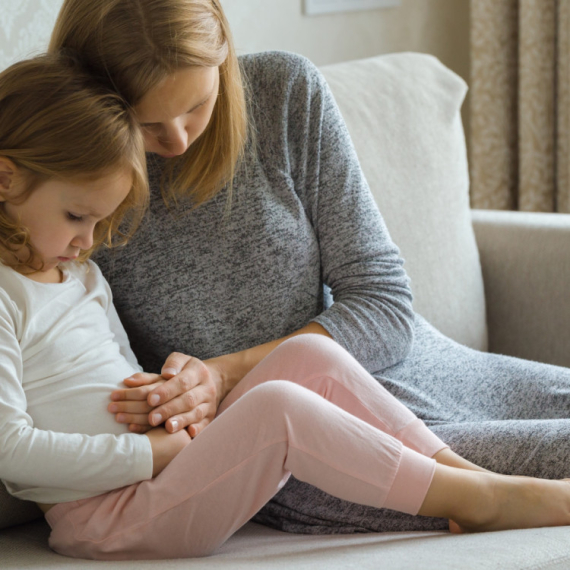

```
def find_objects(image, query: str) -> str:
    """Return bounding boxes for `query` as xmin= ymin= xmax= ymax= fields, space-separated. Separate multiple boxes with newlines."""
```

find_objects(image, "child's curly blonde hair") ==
xmin=0 ymin=53 xmax=148 ymax=272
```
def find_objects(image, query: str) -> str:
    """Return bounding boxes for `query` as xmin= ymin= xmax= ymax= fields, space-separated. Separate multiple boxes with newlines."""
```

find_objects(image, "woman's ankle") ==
xmin=417 ymin=463 xmax=498 ymax=527
xmin=433 ymin=447 xmax=492 ymax=473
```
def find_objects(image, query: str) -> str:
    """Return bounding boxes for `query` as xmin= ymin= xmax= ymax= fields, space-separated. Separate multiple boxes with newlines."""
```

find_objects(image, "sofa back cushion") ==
xmin=321 ymin=53 xmax=488 ymax=351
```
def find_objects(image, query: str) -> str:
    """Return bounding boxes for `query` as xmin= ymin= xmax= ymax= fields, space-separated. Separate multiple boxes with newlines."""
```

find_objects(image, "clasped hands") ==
xmin=108 ymin=352 xmax=225 ymax=438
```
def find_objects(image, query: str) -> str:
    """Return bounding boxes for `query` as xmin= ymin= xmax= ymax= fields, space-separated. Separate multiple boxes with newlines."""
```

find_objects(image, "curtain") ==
xmin=470 ymin=0 xmax=570 ymax=213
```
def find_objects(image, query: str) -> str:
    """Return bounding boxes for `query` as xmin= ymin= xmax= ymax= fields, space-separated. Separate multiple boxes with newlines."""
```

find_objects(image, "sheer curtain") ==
xmin=470 ymin=0 xmax=570 ymax=213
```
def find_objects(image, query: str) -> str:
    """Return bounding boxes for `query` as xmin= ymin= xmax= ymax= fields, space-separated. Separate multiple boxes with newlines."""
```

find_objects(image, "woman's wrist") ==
xmin=205 ymin=352 xmax=248 ymax=402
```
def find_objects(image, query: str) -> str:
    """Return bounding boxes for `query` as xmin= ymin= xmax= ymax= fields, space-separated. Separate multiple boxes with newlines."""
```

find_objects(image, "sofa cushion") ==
xmin=321 ymin=54 xmax=488 ymax=352
xmin=3 ymin=519 xmax=570 ymax=569
xmin=0 ymin=483 xmax=41 ymax=530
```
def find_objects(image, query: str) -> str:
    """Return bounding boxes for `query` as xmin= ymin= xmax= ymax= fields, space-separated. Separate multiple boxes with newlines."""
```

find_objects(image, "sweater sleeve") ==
xmin=282 ymin=54 xmax=415 ymax=372
xmin=0 ymin=290 xmax=152 ymax=501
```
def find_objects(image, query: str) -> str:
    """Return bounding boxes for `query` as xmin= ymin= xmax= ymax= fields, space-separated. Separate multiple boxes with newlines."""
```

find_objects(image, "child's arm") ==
xmin=0 ymin=293 xmax=153 ymax=502
xmin=145 ymin=427 xmax=192 ymax=477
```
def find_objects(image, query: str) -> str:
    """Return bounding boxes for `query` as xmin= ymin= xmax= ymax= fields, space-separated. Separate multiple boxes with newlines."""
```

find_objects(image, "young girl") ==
xmin=0 ymin=53 xmax=179 ymax=510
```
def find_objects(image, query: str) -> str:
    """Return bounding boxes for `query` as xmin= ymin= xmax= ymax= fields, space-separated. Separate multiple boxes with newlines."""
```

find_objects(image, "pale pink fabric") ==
xmin=46 ymin=335 xmax=447 ymax=560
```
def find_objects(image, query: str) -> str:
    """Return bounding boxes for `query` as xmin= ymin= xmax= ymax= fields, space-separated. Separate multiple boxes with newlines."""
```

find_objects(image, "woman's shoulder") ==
xmin=239 ymin=50 xmax=324 ymax=95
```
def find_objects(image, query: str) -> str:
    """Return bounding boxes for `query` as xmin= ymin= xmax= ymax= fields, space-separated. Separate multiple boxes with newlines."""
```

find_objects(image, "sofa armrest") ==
xmin=471 ymin=209 xmax=570 ymax=368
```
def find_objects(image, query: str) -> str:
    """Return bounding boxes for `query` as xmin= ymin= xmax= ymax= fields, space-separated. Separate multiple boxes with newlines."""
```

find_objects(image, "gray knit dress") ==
xmin=94 ymin=51 xmax=570 ymax=534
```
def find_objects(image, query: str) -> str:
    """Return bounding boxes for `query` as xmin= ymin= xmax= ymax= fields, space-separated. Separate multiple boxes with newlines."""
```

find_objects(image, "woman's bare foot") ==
xmin=419 ymin=465 xmax=570 ymax=534
xmin=450 ymin=475 xmax=570 ymax=533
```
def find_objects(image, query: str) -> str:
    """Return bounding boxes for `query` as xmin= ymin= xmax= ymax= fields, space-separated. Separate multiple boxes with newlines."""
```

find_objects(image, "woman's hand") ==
xmin=110 ymin=325 xmax=332 ymax=437
xmin=149 ymin=352 xmax=224 ymax=437
xmin=108 ymin=373 xmax=166 ymax=434
xmin=144 ymin=426 xmax=191 ymax=477
xmin=109 ymin=353 xmax=225 ymax=437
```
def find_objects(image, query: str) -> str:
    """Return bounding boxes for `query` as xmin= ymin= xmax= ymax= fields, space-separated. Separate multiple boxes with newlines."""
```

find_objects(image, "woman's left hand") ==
xmin=109 ymin=353 xmax=224 ymax=437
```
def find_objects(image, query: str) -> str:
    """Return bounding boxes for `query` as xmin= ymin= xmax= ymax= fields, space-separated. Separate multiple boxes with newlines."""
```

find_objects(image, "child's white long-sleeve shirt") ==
xmin=0 ymin=260 xmax=153 ymax=504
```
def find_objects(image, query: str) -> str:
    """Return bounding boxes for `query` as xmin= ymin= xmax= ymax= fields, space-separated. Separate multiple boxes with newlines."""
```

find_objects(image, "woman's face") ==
xmin=134 ymin=66 xmax=220 ymax=158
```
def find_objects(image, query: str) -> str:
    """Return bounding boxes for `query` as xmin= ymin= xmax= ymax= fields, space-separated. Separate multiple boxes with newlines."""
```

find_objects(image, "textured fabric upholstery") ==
xmin=321 ymin=53 xmax=487 ymax=352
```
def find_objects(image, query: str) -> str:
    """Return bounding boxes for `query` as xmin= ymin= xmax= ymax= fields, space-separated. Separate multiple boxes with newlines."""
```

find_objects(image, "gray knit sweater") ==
xmin=94 ymin=51 xmax=415 ymax=376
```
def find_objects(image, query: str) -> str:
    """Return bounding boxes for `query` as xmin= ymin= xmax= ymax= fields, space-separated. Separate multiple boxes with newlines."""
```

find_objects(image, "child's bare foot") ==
xmin=450 ymin=475 xmax=570 ymax=533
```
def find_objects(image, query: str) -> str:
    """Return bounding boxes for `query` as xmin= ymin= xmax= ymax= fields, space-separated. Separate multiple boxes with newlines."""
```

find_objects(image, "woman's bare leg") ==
xmin=433 ymin=448 xmax=491 ymax=473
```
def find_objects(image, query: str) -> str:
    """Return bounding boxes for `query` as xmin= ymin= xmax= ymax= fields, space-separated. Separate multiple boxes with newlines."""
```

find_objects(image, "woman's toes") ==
xmin=449 ymin=520 xmax=463 ymax=534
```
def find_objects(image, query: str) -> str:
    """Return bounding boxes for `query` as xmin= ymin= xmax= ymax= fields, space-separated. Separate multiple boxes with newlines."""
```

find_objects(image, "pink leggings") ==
xmin=46 ymin=335 xmax=448 ymax=560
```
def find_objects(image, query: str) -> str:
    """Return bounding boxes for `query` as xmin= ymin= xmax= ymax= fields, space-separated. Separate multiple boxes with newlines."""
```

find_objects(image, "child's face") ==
xmin=134 ymin=65 xmax=219 ymax=158
xmin=2 ymin=169 xmax=132 ymax=281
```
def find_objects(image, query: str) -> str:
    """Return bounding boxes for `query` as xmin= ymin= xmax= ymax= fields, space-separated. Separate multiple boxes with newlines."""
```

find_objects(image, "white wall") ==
xmin=0 ymin=0 xmax=470 ymax=131
xmin=0 ymin=0 xmax=62 ymax=71
xmin=222 ymin=0 xmax=470 ymax=137
xmin=1 ymin=0 xmax=469 ymax=79
xmin=223 ymin=0 xmax=469 ymax=79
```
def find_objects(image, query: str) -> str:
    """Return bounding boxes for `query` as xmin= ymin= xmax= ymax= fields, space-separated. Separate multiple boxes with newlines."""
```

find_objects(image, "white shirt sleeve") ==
xmin=0 ymin=290 xmax=153 ymax=501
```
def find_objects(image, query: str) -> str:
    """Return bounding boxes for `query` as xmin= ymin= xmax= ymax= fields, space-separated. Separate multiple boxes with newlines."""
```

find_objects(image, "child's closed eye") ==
xmin=66 ymin=212 xmax=84 ymax=222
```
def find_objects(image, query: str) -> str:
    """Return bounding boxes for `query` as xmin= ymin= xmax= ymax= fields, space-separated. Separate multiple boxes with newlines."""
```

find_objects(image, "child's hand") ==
xmin=108 ymin=373 xmax=166 ymax=434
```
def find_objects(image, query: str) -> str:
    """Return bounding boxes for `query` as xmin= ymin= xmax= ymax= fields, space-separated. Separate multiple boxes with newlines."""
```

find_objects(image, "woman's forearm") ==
xmin=207 ymin=322 xmax=332 ymax=401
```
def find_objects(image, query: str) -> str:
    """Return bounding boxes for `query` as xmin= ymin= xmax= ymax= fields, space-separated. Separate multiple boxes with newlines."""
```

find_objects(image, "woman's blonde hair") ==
xmin=50 ymin=0 xmax=249 ymax=207
xmin=0 ymin=53 xmax=148 ymax=272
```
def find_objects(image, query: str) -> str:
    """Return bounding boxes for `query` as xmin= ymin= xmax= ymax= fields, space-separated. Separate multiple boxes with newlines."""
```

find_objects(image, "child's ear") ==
xmin=0 ymin=157 xmax=18 ymax=200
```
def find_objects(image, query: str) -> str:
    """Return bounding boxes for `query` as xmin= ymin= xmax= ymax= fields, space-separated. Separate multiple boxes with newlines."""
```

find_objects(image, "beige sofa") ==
xmin=2 ymin=52 xmax=570 ymax=569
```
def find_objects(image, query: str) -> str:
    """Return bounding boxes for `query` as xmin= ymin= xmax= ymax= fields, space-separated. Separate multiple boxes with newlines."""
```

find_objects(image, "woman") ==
xmin=50 ymin=0 xmax=570 ymax=534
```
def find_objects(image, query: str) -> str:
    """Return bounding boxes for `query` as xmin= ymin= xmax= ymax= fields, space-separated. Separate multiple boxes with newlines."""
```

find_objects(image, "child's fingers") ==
xmin=108 ymin=400 xmax=153 ymax=415
xmin=113 ymin=412 xmax=150 ymax=426
xmin=111 ymin=378 xmax=165 ymax=402
xmin=128 ymin=424 xmax=153 ymax=434
xmin=123 ymin=372 xmax=161 ymax=386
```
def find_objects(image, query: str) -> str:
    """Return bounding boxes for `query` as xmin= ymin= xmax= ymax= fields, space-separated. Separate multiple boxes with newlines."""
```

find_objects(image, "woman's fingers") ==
xmin=147 ymin=357 xmax=207 ymax=407
xmin=148 ymin=389 xmax=201 ymax=428
xmin=110 ymin=374 xmax=165 ymax=402
xmin=161 ymin=351 xmax=193 ymax=378
xmin=188 ymin=418 xmax=211 ymax=438
xmin=162 ymin=402 xmax=212 ymax=435
xmin=142 ymin=353 xmax=223 ymax=435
